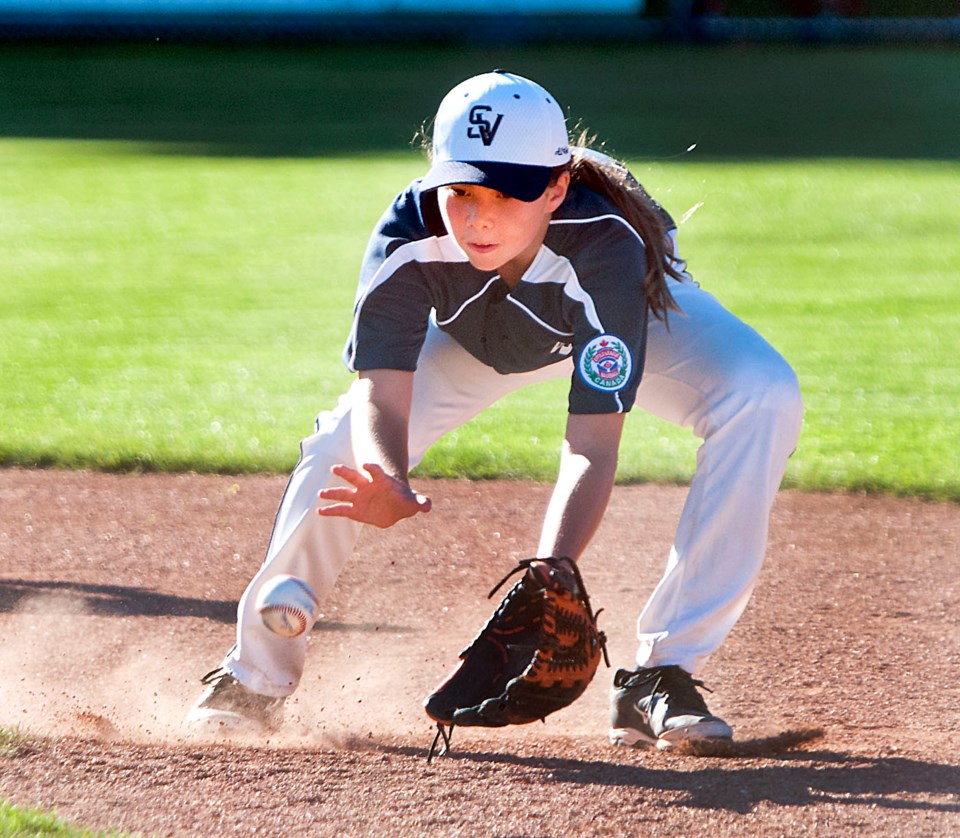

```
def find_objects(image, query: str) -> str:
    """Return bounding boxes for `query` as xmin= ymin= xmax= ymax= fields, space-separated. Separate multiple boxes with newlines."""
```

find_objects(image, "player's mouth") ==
xmin=467 ymin=242 xmax=498 ymax=255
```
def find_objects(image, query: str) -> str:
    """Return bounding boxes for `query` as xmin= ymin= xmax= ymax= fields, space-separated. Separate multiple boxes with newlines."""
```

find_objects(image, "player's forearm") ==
xmin=317 ymin=370 xmax=429 ymax=529
xmin=352 ymin=371 xmax=414 ymax=483
xmin=538 ymin=451 xmax=617 ymax=560
xmin=537 ymin=413 xmax=624 ymax=560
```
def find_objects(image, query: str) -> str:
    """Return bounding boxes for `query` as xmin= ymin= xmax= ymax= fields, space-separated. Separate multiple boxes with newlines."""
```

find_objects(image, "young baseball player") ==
xmin=187 ymin=70 xmax=802 ymax=750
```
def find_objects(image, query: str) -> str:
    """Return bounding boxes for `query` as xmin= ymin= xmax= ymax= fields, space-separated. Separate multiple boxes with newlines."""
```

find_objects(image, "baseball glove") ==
xmin=424 ymin=556 xmax=607 ymax=757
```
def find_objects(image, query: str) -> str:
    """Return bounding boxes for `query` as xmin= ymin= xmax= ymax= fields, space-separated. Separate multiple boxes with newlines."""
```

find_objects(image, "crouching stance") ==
xmin=187 ymin=70 xmax=802 ymax=751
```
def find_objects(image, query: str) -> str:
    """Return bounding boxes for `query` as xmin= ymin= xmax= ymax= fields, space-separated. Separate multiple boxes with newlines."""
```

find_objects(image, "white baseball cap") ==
xmin=420 ymin=70 xmax=571 ymax=202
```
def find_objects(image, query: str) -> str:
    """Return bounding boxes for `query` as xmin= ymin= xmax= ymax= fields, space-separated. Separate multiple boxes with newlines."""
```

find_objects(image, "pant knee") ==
xmin=707 ymin=355 xmax=803 ymax=449
xmin=747 ymin=363 xmax=804 ymax=463
xmin=760 ymin=361 xmax=804 ymax=448
xmin=744 ymin=347 xmax=800 ymax=402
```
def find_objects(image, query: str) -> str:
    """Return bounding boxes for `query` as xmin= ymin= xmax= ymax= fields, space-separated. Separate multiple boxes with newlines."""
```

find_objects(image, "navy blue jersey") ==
xmin=344 ymin=179 xmax=664 ymax=414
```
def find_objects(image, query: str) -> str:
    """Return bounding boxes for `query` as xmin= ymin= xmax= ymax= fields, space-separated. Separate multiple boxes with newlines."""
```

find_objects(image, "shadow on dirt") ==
xmin=0 ymin=578 xmax=412 ymax=634
xmin=384 ymin=742 xmax=960 ymax=815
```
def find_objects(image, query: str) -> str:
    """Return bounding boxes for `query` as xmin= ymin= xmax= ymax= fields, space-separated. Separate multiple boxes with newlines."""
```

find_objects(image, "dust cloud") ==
xmin=0 ymin=589 xmax=442 ymax=750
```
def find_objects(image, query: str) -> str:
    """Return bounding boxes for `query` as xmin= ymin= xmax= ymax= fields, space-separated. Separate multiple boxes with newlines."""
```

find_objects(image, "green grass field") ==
xmin=0 ymin=798 xmax=124 ymax=837
xmin=1 ymin=44 xmax=958 ymax=499
xmin=2 ymin=726 xmax=127 ymax=835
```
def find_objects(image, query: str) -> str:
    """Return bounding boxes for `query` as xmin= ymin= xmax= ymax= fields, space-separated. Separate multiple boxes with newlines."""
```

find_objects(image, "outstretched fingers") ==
xmin=316 ymin=463 xmax=431 ymax=528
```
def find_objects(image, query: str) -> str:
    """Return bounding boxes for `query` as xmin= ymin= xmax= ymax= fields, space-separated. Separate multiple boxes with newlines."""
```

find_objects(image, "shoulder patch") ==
xmin=578 ymin=334 xmax=632 ymax=392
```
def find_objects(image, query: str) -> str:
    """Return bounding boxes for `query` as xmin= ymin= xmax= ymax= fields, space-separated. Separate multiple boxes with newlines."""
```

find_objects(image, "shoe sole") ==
xmin=609 ymin=726 xmax=659 ymax=748
xmin=609 ymin=720 xmax=733 ymax=750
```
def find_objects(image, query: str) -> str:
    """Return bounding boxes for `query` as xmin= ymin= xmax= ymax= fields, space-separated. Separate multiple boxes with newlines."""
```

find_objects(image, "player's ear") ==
xmin=544 ymin=170 xmax=570 ymax=212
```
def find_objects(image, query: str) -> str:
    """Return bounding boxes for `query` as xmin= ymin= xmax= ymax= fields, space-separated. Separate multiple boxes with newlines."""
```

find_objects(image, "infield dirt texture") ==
xmin=1 ymin=469 xmax=958 ymax=836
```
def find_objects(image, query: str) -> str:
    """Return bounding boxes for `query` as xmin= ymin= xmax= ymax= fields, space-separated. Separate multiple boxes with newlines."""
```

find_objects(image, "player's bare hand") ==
xmin=317 ymin=463 xmax=432 ymax=529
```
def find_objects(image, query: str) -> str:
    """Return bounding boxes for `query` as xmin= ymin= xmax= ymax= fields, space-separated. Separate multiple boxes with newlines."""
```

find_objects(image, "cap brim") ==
xmin=420 ymin=160 xmax=553 ymax=203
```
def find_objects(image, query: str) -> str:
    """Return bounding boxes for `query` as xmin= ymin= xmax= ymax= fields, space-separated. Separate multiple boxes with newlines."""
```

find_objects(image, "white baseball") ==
xmin=255 ymin=575 xmax=319 ymax=638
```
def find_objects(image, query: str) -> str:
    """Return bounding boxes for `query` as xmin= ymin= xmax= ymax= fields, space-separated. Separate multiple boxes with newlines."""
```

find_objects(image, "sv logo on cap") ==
xmin=467 ymin=105 xmax=503 ymax=146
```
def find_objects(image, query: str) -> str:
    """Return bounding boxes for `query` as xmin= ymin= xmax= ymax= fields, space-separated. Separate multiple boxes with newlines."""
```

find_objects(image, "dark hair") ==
xmin=557 ymin=134 xmax=682 ymax=322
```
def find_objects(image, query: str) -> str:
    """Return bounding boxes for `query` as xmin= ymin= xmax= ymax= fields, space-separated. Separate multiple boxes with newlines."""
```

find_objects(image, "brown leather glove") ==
xmin=424 ymin=556 xmax=607 ymax=731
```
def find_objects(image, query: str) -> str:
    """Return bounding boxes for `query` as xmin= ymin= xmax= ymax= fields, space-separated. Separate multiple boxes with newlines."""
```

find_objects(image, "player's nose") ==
xmin=465 ymin=199 xmax=493 ymax=229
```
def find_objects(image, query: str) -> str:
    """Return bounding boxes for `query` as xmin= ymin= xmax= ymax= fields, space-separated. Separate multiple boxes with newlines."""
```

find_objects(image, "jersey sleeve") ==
xmin=557 ymin=215 xmax=650 ymax=415
xmin=342 ymin=187 xmax=435 ymax=373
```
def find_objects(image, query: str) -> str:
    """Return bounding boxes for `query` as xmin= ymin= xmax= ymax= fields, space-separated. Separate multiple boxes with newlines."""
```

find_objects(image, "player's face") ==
xmin=437 ymin=174 xmax=569 ymax=286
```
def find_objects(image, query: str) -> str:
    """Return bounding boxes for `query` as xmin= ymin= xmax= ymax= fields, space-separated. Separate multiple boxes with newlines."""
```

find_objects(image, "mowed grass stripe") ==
xmin=3 ymin=143 xmax=957 ymax=498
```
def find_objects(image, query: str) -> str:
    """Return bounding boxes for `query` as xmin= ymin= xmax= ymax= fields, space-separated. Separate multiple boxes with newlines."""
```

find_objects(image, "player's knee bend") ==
xmin=738 ymin=356 xmax=804 ymax=447
xmin=768 ymin=363 xmax=803 ymax=451
xmin=709 ymin=353 xmax=803 ymax=447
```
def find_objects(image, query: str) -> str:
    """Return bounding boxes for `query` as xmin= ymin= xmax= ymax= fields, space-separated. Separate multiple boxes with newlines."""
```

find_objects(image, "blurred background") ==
xmin=0 ymin=0 xmax=957 ymax=44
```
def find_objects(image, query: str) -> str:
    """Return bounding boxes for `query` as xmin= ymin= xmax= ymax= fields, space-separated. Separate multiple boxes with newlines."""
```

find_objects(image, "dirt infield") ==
xmin=1 ymin=468 xmax=958 ymax=836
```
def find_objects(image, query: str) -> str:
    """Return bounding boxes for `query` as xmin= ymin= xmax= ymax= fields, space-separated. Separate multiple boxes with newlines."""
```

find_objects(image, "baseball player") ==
xmin=187 ymin=70 xmax=802 ymax=750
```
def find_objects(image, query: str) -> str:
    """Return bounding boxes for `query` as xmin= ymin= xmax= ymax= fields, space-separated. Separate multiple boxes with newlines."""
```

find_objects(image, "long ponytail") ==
xmin=561 ymin=136 xmax=683 ymax=322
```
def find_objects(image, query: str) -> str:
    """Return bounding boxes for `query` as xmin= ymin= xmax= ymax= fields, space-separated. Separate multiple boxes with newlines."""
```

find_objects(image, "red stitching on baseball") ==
xmin=269 ymin=605 xmax=307 ymax=633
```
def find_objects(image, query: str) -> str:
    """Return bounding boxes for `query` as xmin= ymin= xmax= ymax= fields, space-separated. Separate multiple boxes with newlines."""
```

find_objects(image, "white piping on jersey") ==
xmin=430 ymin=245 xmax=602 ymax=336
xmin=511 ymin=245 xmax=603 ymax=333
xmin=434 ymin=275 xmax=503 ymax=327
xmin=544 ymin=217 xmax=641 ymax=415
xmin=346 ymin=235 xmax=467 ymax=370
xmin=550 ymin=212 xmax=641 ymax=238
xmin=555 ymin=212 xmax=693 ymax=282
xmin=351 ymin=235 xmax=467 ymax=308
xmin=504 ymin=296 xmax=574 ymax=338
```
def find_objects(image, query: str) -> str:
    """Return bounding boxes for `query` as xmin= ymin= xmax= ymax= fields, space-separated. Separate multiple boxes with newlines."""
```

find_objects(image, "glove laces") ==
xmin=427 ymin=722 xmax=454 ymax=763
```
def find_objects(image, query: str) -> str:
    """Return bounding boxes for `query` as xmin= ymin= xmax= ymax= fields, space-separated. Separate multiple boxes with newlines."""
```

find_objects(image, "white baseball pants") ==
xmin=220 ymin=277 xmax=803 ymax=695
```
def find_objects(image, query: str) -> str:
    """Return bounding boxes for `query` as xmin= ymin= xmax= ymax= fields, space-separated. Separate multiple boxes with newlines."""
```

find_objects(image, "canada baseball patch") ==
xmin=578 ymin=334 xmax=632 ymax=392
